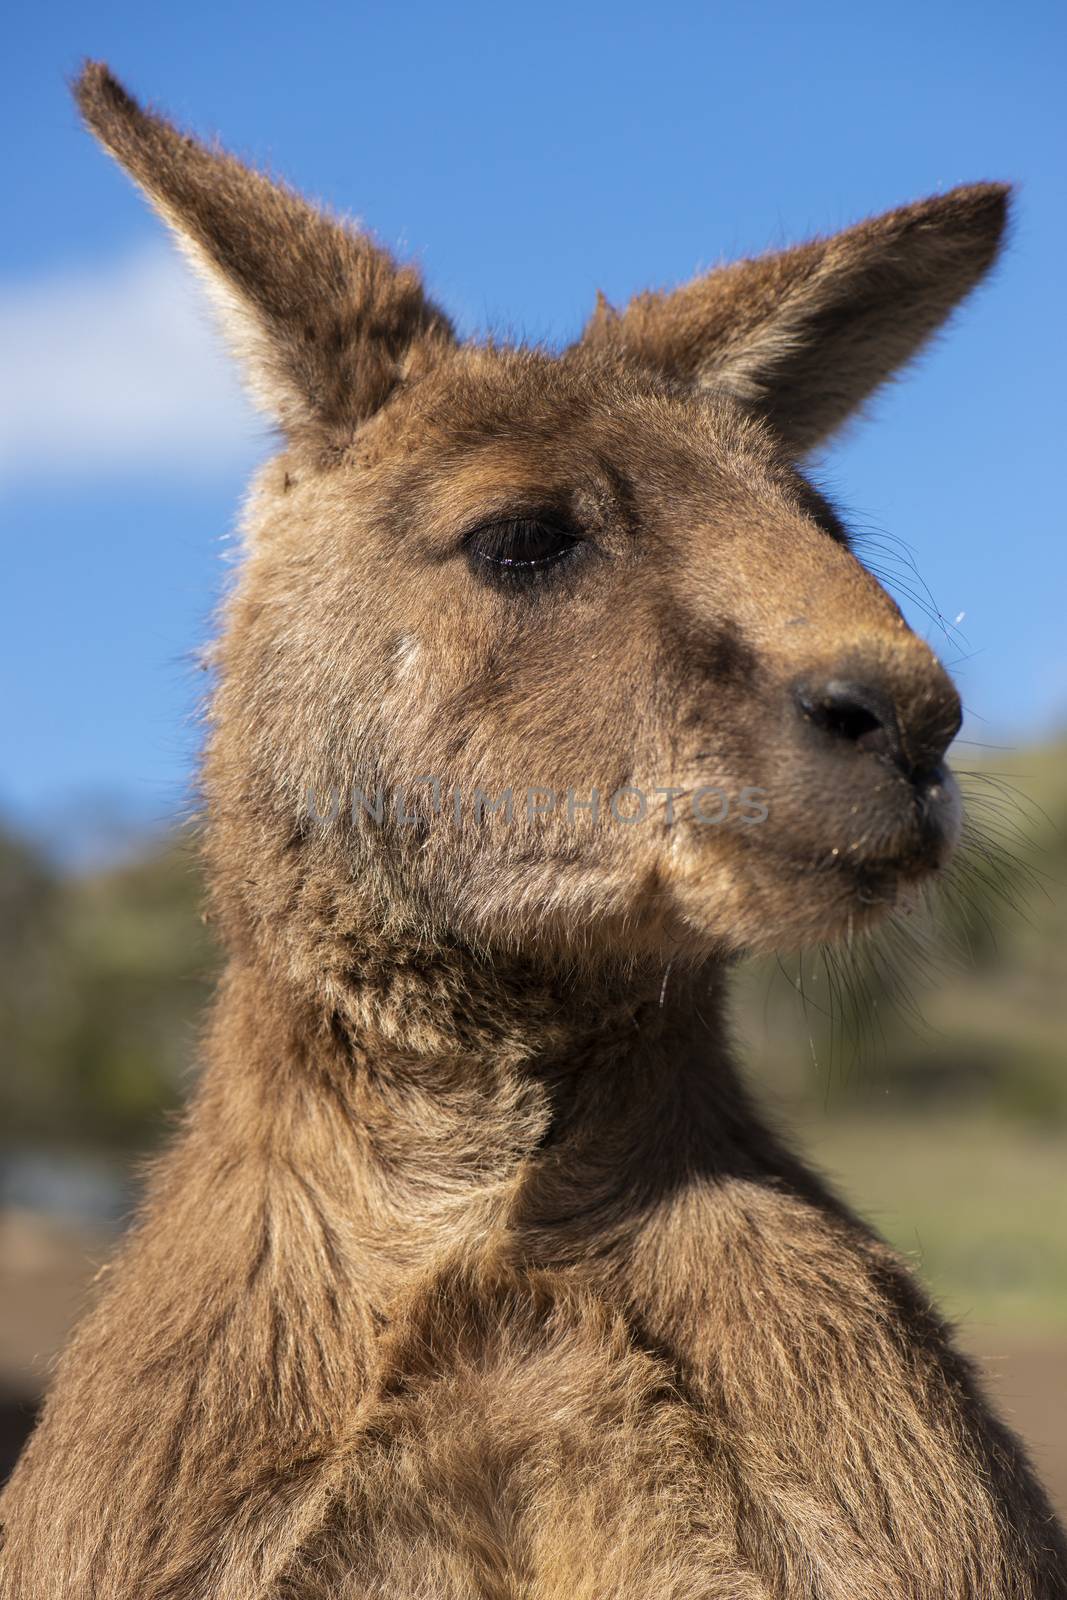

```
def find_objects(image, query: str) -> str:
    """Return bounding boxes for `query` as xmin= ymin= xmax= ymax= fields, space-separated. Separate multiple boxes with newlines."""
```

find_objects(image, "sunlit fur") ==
xmin=2 ymin=62 xmax=1064 ymax=1600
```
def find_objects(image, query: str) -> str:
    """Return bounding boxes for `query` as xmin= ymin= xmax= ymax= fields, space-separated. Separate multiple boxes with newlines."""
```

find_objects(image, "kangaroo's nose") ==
xmin=794 ymin=673 xmax=961 ymax=778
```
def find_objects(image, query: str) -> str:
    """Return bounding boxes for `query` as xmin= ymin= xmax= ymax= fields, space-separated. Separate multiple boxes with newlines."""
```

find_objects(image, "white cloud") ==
xmin=0 ymin=246 xmax=267 ymax=482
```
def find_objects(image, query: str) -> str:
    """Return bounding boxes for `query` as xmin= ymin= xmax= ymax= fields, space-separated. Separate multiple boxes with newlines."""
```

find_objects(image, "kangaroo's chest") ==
xmin=283 ymin=1277 xmax=758 ymax=1600
xmin=274 ymin=1256 xmax=1016 ymax=1600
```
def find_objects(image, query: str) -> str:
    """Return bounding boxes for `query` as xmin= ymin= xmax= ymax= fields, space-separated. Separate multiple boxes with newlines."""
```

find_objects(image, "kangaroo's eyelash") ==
xmin=463 ymin=517 xmax=584 ymax=581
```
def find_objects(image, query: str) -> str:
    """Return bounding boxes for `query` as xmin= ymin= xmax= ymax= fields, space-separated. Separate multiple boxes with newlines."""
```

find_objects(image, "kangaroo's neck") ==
xmin=195 ymin=936 xmax=807 ymax=1308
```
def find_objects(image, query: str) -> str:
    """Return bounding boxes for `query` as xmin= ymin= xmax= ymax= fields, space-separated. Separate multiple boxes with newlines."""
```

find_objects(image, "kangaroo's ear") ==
xmin=75 ymin=63 xmax=456 ymax=453
xmin=578 ymin=185 xmax=1010 ymax=454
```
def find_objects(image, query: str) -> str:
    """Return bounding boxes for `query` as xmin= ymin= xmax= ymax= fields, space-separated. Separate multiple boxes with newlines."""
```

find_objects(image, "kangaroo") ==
xmin=1 ymin=61 xmax=1064 ymax=1600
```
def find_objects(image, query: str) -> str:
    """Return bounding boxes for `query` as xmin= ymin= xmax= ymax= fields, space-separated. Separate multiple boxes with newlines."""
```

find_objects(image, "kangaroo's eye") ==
xmin=465 ymin=518 xmax=581 ymax=572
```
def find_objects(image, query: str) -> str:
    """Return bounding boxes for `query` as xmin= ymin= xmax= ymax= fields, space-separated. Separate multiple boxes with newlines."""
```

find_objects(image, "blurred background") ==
xmin=2 ymin=0 xmax=1064 ymax=1503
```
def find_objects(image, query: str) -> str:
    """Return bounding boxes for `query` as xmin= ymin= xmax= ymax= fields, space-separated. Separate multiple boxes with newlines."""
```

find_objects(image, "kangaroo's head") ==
xmin=77 ymin=64 xmax=1008 ymax=976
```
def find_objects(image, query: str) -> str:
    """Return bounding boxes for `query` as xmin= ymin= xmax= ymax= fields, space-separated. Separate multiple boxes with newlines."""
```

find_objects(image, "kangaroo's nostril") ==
xmin=795 ymin=679 xmax=900 ymax=762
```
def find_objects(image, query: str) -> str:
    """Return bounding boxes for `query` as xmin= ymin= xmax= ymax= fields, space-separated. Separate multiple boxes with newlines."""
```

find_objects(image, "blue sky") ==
xmin=3 ymin=1 xmax=1065 ymax=853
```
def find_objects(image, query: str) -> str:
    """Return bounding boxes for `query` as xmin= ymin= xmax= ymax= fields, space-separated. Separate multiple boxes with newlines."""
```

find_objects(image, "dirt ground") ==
xmin=964 ymin=1334 xmax=1067 ymax=1518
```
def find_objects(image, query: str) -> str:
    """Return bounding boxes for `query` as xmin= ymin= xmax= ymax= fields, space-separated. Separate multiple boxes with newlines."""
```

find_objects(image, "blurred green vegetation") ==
xmin=1 ymin=743 xmax=1065 ymax=1325
xmin=0 ymin=830 xmax=215 ymax=1151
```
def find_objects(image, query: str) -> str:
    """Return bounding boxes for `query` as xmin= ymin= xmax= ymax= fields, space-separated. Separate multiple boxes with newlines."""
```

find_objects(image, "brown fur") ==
xmin=1 ymin=62 xmax=1063 ymax=1598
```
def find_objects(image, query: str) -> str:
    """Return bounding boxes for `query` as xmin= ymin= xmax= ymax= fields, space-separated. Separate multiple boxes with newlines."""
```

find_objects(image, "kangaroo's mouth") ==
xmin=826 ymin=763 xmax=962 ymax=881
xmin=784 ymin=764 xmax=962 ymax=935
xmin=682 ymin=756 xmax=964 ymax=950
